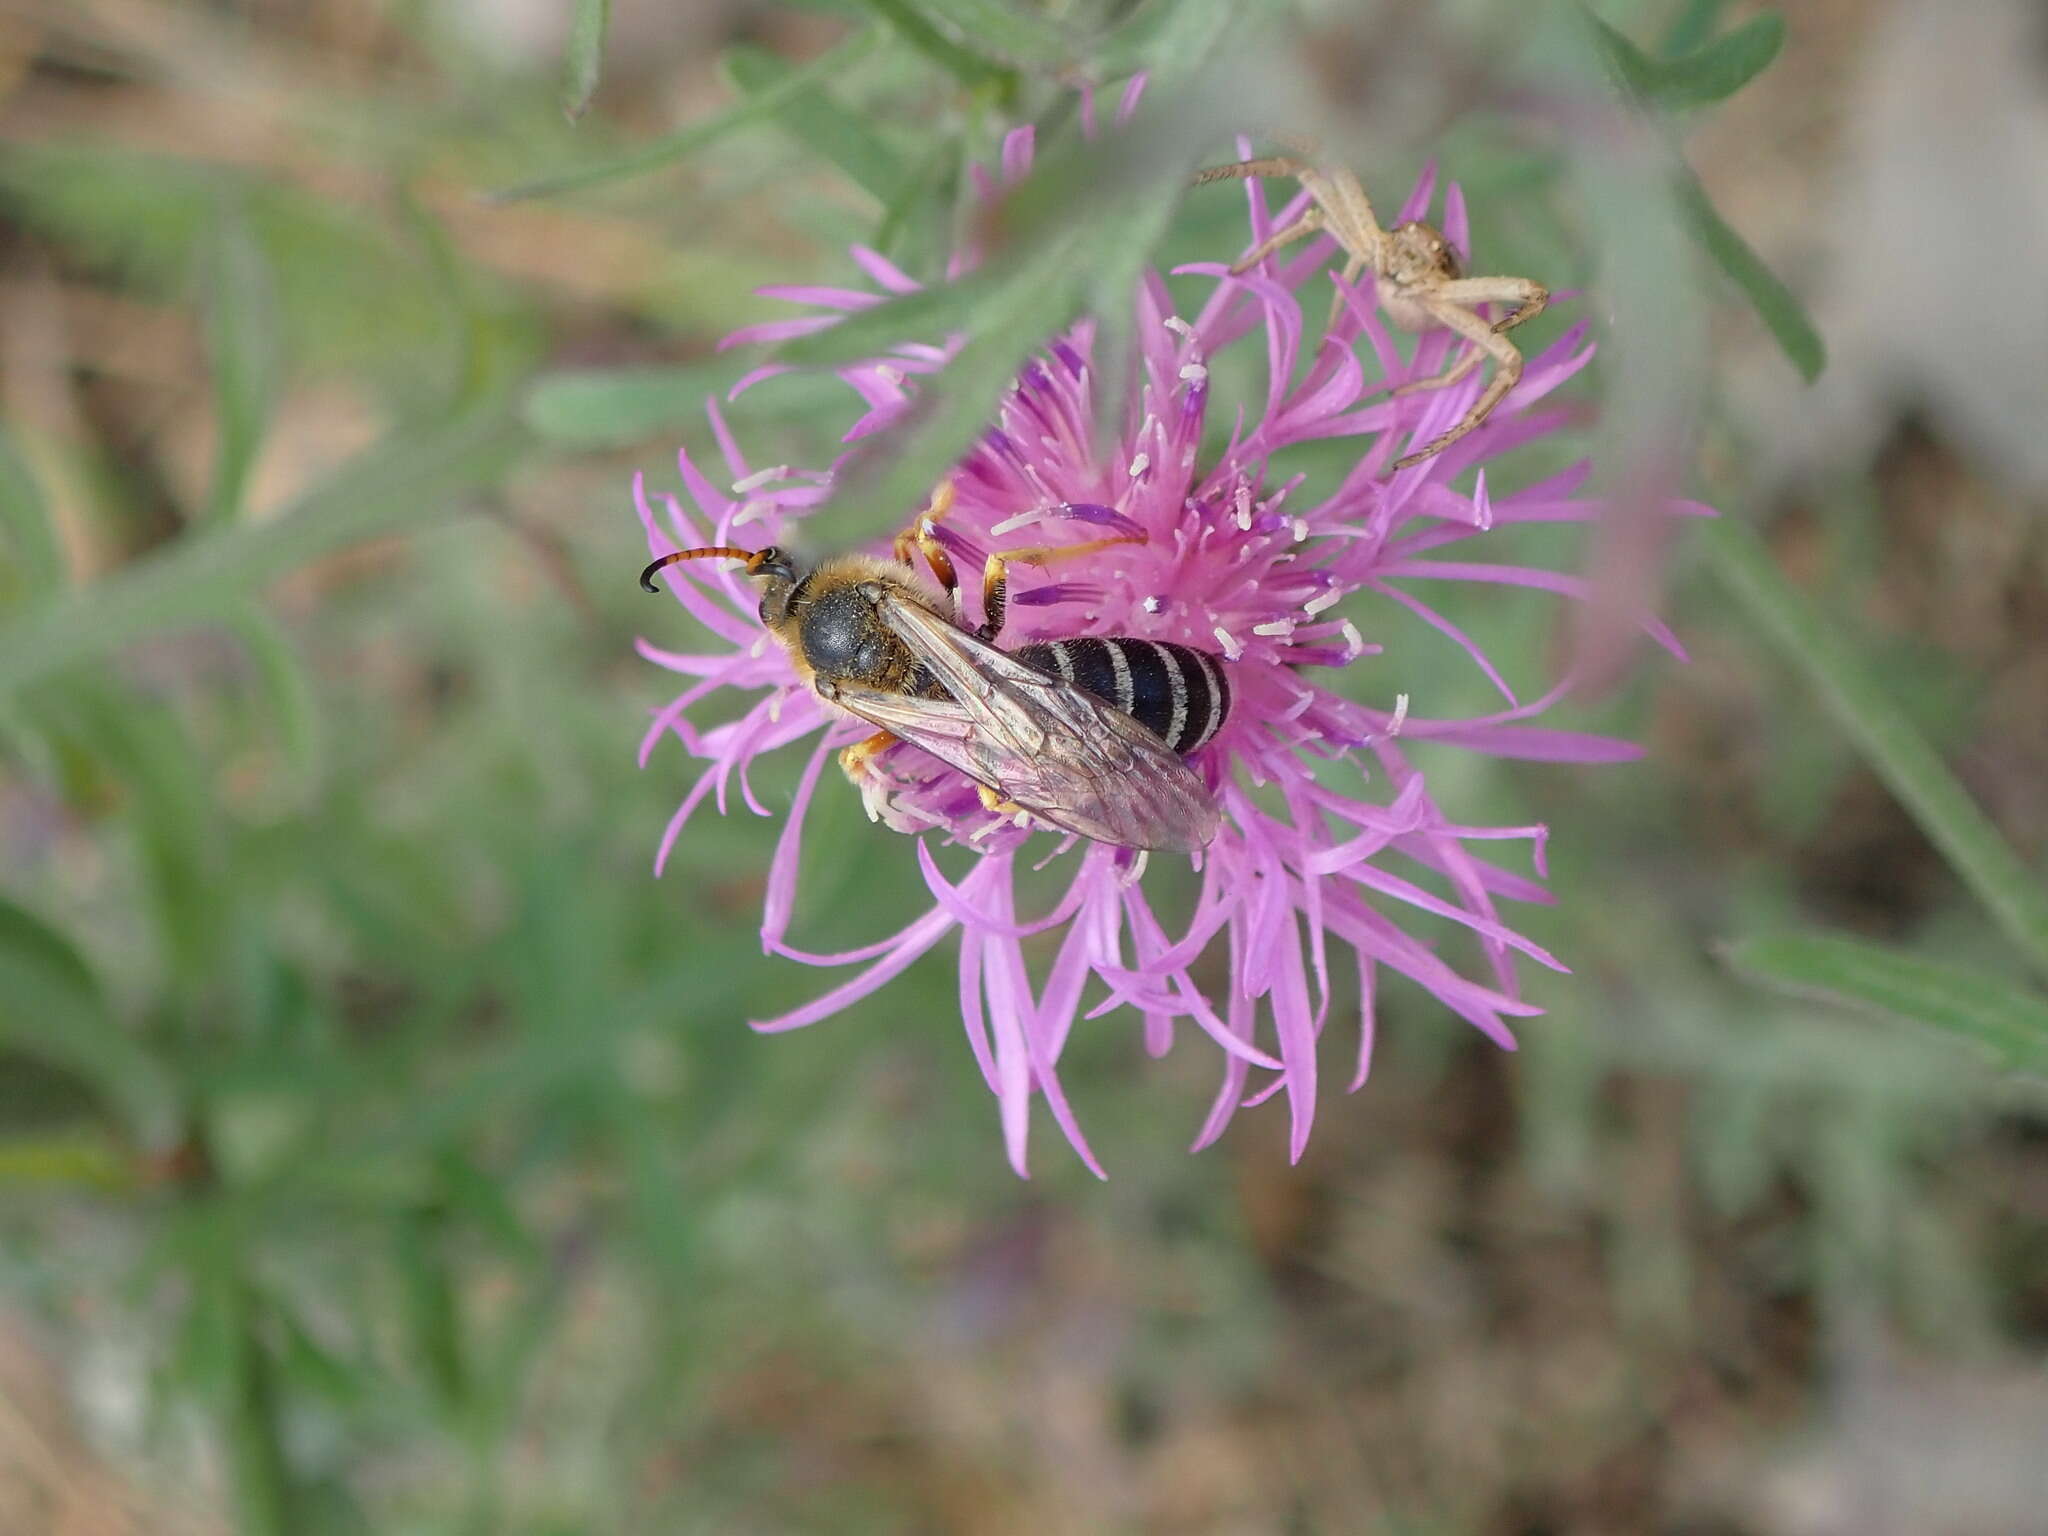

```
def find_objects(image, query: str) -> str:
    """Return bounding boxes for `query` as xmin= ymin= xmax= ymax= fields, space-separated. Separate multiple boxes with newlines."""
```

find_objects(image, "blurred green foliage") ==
xmin=0 ymin=1 xmax=2042 ymax=1531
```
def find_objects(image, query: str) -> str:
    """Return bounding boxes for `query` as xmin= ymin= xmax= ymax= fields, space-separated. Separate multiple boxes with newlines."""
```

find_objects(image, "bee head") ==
xmin=744 ymin=546 xmax=802 ymax=625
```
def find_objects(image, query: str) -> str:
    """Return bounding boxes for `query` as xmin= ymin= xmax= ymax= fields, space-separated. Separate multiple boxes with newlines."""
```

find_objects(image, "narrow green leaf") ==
xmin=1585 ymin=8 xmax=1782 ymax=110
xmin=1660 ymin=0 xmax=1730 ymax=57
xmin=874 ymin=133 xmax=963 ymax=274
xmin=1727 ymin=932 xmax=2048 ymax=1065
xmin=1578 ymin=8 xmax=1823 ymax=382
xmin=723 ymin=44 xmax=905 ymax=204
xmin=0 ymin=423 xmax=64 ymax=600
xmin=853 ymin=232 xmax=1086 ymax=528
xmin=394 ymin=1206 xmax=467 ymax=1411
xmin=0 ymin=407 xmax=520 ymax=699
xmin=855 ymin=0 xmax=1014 ymax=91
xmin=52 ymin=679 xmax=224 ymax=986
xmin=0 ymin=893 xmax=177 ymax=1136
xmin=489 ymin=28 xmax=882 ymax=202
xmin=775 ymin=269 xmax=997 ymax=368
xmin=560 ymin=0 xmax=611 ymax=120
xmin=911 ymin=0 xmax=1074 ymax=66
xmin=1675 ymin=171 xmax=1825 ymax=382
xmin=1095 ymin=0 xmax=1246 ymax=83
xmin=0 ymin=1130 xmax=134 ymax=1191
xmin=1655 ymin=14 xmax=1784 ymax=108
xmin=203 ymin=209 xmax=282 ymax=525
xmin=229 ymin=608 xmax=323 ymax=809
xmin=1705 ymin=514 xmax=2048 ymax=980
xmin=522 ymin=363 xmax=849 ymax=447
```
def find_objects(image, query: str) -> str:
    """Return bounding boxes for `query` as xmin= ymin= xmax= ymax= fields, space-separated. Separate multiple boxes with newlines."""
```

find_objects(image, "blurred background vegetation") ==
xmin=0 ymin=0 xmax=2044 ymax=1531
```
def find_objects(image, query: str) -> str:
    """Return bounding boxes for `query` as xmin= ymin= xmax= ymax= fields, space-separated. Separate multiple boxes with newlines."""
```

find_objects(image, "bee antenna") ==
xmin=638 ymin=546 xmax=760 ymax=593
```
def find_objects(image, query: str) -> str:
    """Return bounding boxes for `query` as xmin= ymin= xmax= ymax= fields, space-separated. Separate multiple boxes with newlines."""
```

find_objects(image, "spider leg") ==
xmin=1392 ymin=336 xmax=1487 ymax=398
xmin=1433 ymin=276 xmax=1548 ymax=334
xmin=1391 ymin=300 xmax=1524 ymax=469
xmin=1191 ymin=154 xmax=1312 ymax=187
xmin=1229 ymin=207 xmax=1326 ymax=274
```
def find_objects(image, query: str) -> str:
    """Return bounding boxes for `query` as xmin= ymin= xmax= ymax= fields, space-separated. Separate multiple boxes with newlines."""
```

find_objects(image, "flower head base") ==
xmin=635 ymin=120 xmax=1705 ymax=1177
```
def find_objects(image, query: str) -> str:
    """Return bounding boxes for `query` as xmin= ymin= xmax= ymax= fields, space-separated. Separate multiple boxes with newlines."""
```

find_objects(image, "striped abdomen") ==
xmin=1012 ymin=637 xmax=1231 ymax=755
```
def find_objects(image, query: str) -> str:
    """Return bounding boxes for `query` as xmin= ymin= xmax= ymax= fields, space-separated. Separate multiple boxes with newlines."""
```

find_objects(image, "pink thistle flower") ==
xmin=634 ymin=119 xmax=1708 ymax=1177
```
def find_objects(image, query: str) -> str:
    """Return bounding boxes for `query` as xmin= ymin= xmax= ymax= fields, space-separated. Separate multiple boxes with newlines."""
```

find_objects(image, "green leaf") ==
xmin=1704 ymin=514 xmax=2048 ymax=981
xmin=1585 ymin=7 xmax=1784 ymax=110
xmin=853 ymin=0 xmax=1014 ymax=91
xmin=1674 ymin=170 xmax=1825 ymax=382
xmin=1726 ymin=932 xmax=2048 ymax=1066
xmin=722 ymin=44 xmax=905 ymax=204
xmin=560 ymin=0 xmax=610 ymax=120
xmin=1578 ymin=7 xmax=1823 ymax=382
xmin=202 ymin=208 xmax=282 ymax=525
xmin=521 ymin=363 xmax=850 ymax=448
xmin=0 ymin=407 xmax=520 ymax=700
xmin=874 ymin=133 xmax=963 ymax=274
xmin=0 ymin=423 xmax=65 ymax=601
xmin=0 ymin=893 xmax=177 ymax=1136
xmin=838 ymin=231 xmax=1086 ymax=532
xmin=908 ymin=0 xmax=1075 ymax=67
xmin=1095 ymin=0 xmax=1252 ymax=82
xmin=488 ymin=27 xmax=882 ymax=202
xmin=774 ymin=269 xmax=997 ymax=369
xmin=0 ymin=1130 xmax=134 ymax=1191
xmin=1656 ymin=13 xmax=1784 ymax=107
xmin=229 ymin=608 xmax=324 ymax=811
xmin=1660 ymin=0 xmax=1732 ymax=56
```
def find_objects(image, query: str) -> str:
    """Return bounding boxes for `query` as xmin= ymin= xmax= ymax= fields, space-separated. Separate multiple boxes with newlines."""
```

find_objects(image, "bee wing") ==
xmin=848 ymin=593 xmax=1221 ymax=852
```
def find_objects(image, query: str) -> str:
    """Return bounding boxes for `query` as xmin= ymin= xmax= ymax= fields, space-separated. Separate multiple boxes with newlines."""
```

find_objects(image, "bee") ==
xmin=639 ymin=485 xmax=1230 ymax=852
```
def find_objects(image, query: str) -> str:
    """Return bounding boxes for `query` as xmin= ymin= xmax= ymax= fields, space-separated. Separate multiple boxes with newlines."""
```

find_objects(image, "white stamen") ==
xmin=1142 ymin=594 xmax=1164 ymax=614
xmin=749 ymin=635 xmax=769 ymax=657
xmin=1340 ymin=619 xmax=1365 ymax=659
xmin=1120 ymin=851 xmax=1151 ymax=888
xmin=731 ymin=466 xmax=788 ymax=494
xmin=990 ymin=509 xmax=1043 ymax=537
xmin=1127 ymin=452 xmax=1151 ymax=478
xmin=1304 ymin=589 xmax=1342 ymax=616
xmin=1012 ymin=810 xmax=1032 ymax=829
xmin=768 ymin=692 xmax=785 ymax=724
xmin=1292 ymin=518 xmax=1310 ymax=542
xmin=860 ymin=778 xmax=885 ymax=824
xmin=1233 ymin=484 xmax=1253 ymax=531
xmin=731 ymin=500 xmax=768 ymax=527
xmin=1178 ymin=362 xmax=1208 ymax=385
xmin=1389 ymin=693 xmax=1410 ymax=736
xmin=1280 ymin=689 xmax=1316 ymax=720
xmin=1163 ymin=316 xmax=1196 ymax=341
xmin=969 ymin=817 xmax=1003 ymax=844
xmin=1253 ymin=619 xmax=1294 ymax=637
xmin=1212 ymin=626 xmax=1244 ymax=661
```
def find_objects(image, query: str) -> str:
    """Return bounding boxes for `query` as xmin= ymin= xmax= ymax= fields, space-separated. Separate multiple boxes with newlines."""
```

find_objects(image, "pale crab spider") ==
xmin=1195 ymin=147 xmax=1548 ymax=469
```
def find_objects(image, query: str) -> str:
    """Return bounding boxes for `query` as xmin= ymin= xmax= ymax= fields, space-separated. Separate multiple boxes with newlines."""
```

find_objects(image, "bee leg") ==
xmin=838 ymin=730 xmax=897 ymax=783
xmin=976 ymin=781 xmax=1025 ymax=818
xmin=978 ymin=535 xmax=1144 ymax=642
xmin=891 ymin=479 xmax=965 ymax=622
